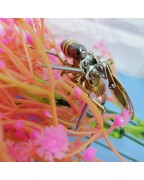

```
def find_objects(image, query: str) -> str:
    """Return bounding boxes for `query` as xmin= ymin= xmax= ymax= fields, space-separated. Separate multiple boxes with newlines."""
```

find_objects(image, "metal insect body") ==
xmin=28 ymin=39 xmax=134 ymax=130
xmin=60 ymin=40 xmax=134 ymax=130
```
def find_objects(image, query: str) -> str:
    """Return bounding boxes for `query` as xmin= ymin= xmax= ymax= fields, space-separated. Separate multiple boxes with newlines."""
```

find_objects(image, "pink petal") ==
xmin=83 ymin=147 xmax=96 ymax=162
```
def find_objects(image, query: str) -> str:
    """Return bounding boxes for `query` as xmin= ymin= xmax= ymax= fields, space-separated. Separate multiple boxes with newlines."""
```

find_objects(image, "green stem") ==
xmin=133 ymin=115 xmax=144 ymax=126
xmin=129 ymin=121 xmax=138 ymax=126
xmin=87 ymin=111 xmax=144 ymax=145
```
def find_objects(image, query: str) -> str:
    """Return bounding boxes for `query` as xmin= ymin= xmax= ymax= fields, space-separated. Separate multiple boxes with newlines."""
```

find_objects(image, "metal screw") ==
xmin=109 ymin=83 xmax=115 ymax=90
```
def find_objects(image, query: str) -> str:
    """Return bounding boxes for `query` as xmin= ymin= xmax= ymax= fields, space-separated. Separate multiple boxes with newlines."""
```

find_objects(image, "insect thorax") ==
xmin=72 ymin=53 xmax=106 ymax=100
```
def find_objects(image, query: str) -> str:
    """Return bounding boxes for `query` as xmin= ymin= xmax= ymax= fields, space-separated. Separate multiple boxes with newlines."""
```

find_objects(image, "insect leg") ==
xmin=75 ymin=103 xmax=89 ymax=131
xmin=91 ymin=99 xmax=105 ymax=114
xmin=75 ymin=94 xmax=105 ymax=131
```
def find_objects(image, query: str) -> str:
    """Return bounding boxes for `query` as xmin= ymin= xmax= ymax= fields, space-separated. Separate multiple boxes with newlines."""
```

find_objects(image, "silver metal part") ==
xmin=80 ymin=53 xmax=110 ymax=83
xmin=75 ymin=103 xmax=89 ymax=131
xmin=85 ymin=65 xmax=99 ymax=81
xmin=51 ymin=65 xmax=84 ymax=73
xmin=41 ymin=64 xmax=84 ymax=73
xmin=80 ymin=53 xmax=100 ymax=82
xmin=95 ymin=56 xmax=108 ymax=79
xmin=80 ymin=53 xmax=96 ymax=70
xmin=28 ymin=44 xmax=58 ymax=57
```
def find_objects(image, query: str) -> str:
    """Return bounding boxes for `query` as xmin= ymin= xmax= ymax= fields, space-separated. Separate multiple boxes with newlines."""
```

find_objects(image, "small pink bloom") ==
xmin=101 ymin=49 xmax=108 ymax=57
xmin=26 ymin=34 xmax=33 ymax=45
xmin=0 ymin=18 xmax=9 ymax=24
xmin=113 ymin=115 xmax=123 ymax=127
xmin=0 ymin=61 xmax=5 ymax=68
xmin=43 ymin=110 xmax=51 ymax=117
xmin=121 ymin=108 xmax=130 ymax=121
xmin=93 ymin=39 xmax=109 ymax=57
xmin=114 ymin=108 xmax=131 ymax=127
xmin=29 ymin=130 xmax=37 ymax=139
xmin=15 ymin=130 xmax=27 ymax=140
xmin=25 ymin=18 xmax=33 ymax=26
xmin=14 ymin=120 xmax=24 ymax=130
xmin=7 ymin=140 xmax=34 ymax=162
xmin=1 ymin=38 xmax=9 ymax=45
xmin=98 ymin=39 xmax=104 ymax=47
xmin=34 ymin=124 xmax=69 ymax=161
xmin=83 ymin=147 xmax=96 ymax=162
xmin=0 ymin=48 xmax=3 ymax=53
xmin=93 ymin=45 xmax=98 ymax=49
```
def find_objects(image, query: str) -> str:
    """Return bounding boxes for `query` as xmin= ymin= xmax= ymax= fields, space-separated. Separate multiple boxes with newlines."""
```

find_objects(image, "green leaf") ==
xmin=124 ymin=125 xmax=144 ymax=139
xmin=133 ymin=115 xmax=144 ymax=126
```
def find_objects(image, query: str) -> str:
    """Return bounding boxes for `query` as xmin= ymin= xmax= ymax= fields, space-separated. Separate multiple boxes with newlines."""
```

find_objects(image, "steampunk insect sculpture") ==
xmin=28 ymin=39 xmax=134 ymax=130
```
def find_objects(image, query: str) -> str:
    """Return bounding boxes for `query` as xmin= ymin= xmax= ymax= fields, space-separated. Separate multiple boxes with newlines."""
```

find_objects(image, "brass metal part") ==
xmin=91 ymin=99 xmax=105 ymax=113
xmin=87 ymin=79 xmax=106 ymax=98
xmin=105 ymin=59 xmax=134 ymax=118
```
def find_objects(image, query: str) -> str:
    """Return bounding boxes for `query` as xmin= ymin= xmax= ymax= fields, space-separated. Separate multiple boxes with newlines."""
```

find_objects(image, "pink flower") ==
xmin=26 ymin=34 xmax=33 ymax=45
xmin=15 ymin=130 xmax=28 ymax=140
xmin=14 ymin=120 xmax=24 ymax=130
xmin=93 ymin=39 xmax=109 ymax=57
xmin=29 ymin=130 xmax=38 ymax=139
xmin=83 ymin=147 xmax=96 ymax=162
xmin=114 ymin=108 xmax=131 ymax=127
xmin=25 ymin=18 xmax=33 ymax=26
xmin=0 ymin=18 xmax=9 ymax=24
xmin=7 ymin=140 xmax=34 ymax=162
xmin=0 ymin=48 xmax=3 ymax=53
xmin=0 ymin=61 xmax=5 ymax=69
xmin=34 ymin=124 xmax=69 ymax=161
xmin=43 ymin=110 xmax=51 ymax=117
xmin=121 ymin=108 xmax=130 ymax=121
